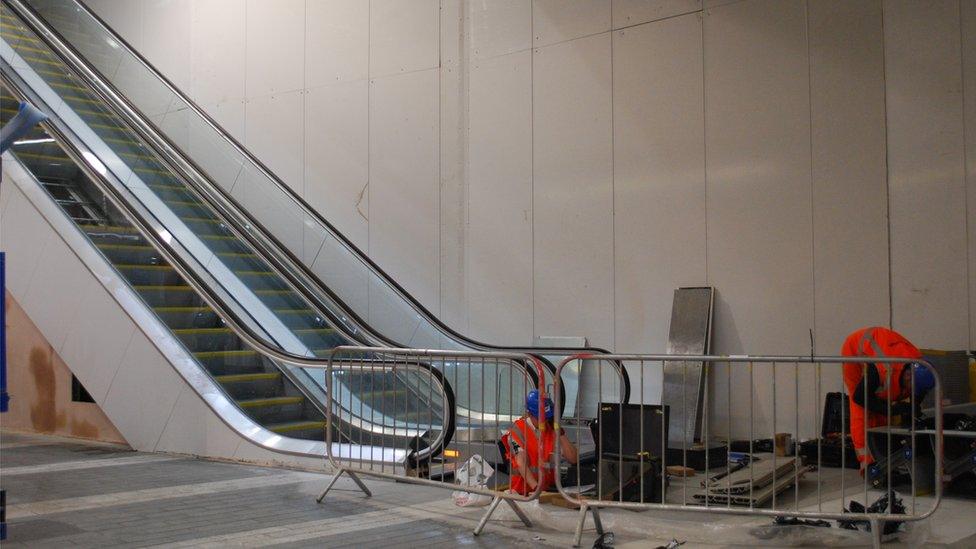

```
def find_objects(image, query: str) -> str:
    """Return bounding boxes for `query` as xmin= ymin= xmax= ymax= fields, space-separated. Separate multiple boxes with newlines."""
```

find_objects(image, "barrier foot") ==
xmin=591 ymin=507 xmax=605 ymax=536
xmin=316 ymin=468 xmax=371 ymax=503
xmin=473 ymin=496 xmax=504 ymax=536
xmin=571 ymin=504 xmax=605 ymax=547
xmin=573 ymin=504 xmax=588 ymax=547
xmin=869 ymin=519 xmax=882 ymax=549
xmin=505 ymin=498 xmax=532 ymax=528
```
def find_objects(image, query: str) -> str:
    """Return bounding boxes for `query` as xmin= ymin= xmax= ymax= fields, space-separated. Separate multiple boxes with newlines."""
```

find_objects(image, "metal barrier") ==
xmin=314 ymin=346 xmax=550 ymax=535
xmin=553 ymin=354 xmax=943 ymax=548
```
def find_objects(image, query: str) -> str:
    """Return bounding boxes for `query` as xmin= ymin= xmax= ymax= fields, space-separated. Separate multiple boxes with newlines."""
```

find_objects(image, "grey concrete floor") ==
xmin=3 ymin=430 xmax=974 ymax=548
xmin=1 ymin=430 xmax=569 ymax=548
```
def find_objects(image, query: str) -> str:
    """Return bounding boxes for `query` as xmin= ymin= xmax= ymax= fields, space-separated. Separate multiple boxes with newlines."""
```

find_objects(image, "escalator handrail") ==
xmin=31 ymin=0 xmax=630 ymax=397
xmin=1 ymin=69 xmax=456 ymax=463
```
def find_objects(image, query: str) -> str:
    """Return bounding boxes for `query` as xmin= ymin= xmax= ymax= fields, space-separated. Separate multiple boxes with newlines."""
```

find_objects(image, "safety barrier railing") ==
xmin=315 ymin=346 xmax=550 ymax=535
xmin=553 ymin=354 xmax=943 ymax=548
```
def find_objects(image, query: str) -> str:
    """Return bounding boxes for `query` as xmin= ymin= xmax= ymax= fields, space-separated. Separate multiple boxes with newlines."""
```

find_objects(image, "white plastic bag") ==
xmin=452 ymin=454 xmax=495 ymax=507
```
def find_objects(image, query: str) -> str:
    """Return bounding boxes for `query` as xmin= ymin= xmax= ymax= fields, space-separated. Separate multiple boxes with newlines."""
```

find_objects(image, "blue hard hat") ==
xmin=526 ymin=390 xmax=554 ymax=420
xmin=910 ymin=363 xmax=936 ymax=396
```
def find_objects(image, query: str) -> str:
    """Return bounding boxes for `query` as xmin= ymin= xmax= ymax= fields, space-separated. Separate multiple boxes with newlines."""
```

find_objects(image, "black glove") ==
xmin=889 ymin=402 xmax=913 ymax=419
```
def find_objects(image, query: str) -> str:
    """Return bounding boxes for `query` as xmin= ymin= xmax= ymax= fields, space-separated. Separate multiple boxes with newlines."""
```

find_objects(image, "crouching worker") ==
xmin=504 ymin=390 xmax=578 ymax=495
xmin=841 ymin=326 xmax=936 ymax=474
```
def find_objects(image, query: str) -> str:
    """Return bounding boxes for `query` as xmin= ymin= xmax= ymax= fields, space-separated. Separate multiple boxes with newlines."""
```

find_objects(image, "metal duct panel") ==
xmin=662 ymin=287 xmax=714 ymax=446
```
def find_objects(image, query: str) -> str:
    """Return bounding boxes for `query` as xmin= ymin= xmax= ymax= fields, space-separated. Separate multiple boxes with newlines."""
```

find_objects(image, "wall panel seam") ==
xmin=805 ymin=0 xmax=816 ymax=350
xmin=701 ymin=10 xmax=708 ymax=284
xmin=530 ymin=6 xmax=536 ymax=343
xmin=880 ymin=1 xmax=893 ymax=329
xmin=610 ymin=0 xmax=616 ymax=351
xmin=959 ymin=0 xmax=973 ymax=349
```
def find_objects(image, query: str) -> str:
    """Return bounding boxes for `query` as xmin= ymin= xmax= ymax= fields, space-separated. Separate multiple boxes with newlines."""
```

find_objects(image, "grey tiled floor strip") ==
xmin=0 ymin=431 xmax=551 ymax=547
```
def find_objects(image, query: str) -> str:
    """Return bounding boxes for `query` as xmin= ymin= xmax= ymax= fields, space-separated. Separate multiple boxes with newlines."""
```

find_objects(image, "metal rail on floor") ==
xmin=314 ymin=346 xmax=549 ymax=536
xmin=553 ymin=354 xmax=943 ymax=548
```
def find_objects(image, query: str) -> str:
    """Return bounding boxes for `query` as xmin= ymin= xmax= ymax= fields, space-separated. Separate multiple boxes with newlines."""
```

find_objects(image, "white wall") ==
xmin=80 ymin=0 xmax=976 ymax=438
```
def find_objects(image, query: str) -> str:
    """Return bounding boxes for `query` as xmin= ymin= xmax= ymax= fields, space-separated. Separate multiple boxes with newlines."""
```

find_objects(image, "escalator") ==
xmin=1 ymin=0 xmax=629 ymax=461
xmin=1 ymin=104 xmax=330 ymax=439
xmin=1 ymin=11 xmax=454 ymax=461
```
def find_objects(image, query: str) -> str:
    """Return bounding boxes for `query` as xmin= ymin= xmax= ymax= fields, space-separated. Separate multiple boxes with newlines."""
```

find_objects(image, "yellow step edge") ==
xmin=97 ymin=243 xmax=256 ymax=257
xmin=268 ymin=421 xmax=326 ymax=434
xmin=58 ymin=93 xmax=102 ymax=106
xmin=215 ymin=372 xmax=281 ymax=383
xmin=133 ymin=284 xmax=290 ymax=297
xmin=173 ymin=327 xmax=232 ymax=335
xmin=10 ymin=151 xmax=68 ymax=162
xmin=1 ymin=26 xmax=41 ymax=42
xmin=194 ymin=349 xmax=256 ymax=358
xmin=81 ymin=224 xmax=227 ymax=238
xmin=88 ymin=121 xmax=128 ymax=131
xmin=8 ymin=43 xmax=51 ymax=56
xmin=147 ymin=183 xmax=191 ymax=192
xmin=238 ymin=396 xmax=303 ymax=408
xmin=46 ymin=80 xmax=87 ymax=94
xmin=20 ymin=55 xmax=63 ymax=68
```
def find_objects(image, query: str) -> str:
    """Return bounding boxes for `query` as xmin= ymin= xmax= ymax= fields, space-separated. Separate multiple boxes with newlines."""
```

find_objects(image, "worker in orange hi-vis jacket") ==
xmin=840 ymin=327 xmax=936 ymax=473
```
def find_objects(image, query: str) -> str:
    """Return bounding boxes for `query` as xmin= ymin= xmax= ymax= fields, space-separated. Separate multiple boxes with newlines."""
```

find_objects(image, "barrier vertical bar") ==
xmin=1 ymin=252 xmax=7 ymax=414
xmin=1 ymin=251 xmax=7 ymax=542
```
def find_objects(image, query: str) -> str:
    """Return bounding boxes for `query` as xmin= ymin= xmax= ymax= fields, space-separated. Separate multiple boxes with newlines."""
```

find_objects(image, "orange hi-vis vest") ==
xmin=841 ymin=327 xmax=921 ymax=465
xmin=505 ymin=416 xmax=557 ymax=495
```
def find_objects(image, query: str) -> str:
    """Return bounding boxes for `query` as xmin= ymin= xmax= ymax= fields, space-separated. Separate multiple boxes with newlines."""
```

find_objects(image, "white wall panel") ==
xmin=884 ymin=0 xmax=969 ymax=350
xmin=612 ymin=0 xmax=701 ymax=29
xmin=533 ymin=33 xmax=613 ymax=348
xmin=533 ymin=0 xmax=611 ymax=47
xmin=963 ymin=1 xmax=976 ymax=350
xmin=809 ymin=1 xmax=888 ymax=363
xmin=244 ymin=90 xmax=305 ymax=194
xmin=305 ymin=80 xmax=369 ymax=251
xmin=368 ymin=0 xmax=439 ymax=78
xmin=438 ymin=0 xmax=468 ymax=334
xmin=142 ymin=0 xmax=191 ymax=91
xmin=613 ymin=13 xmax=705 ymax=362
xmin=467 ymin=50 xmax=533 ymax=345
xmin=244 ymin=0 xmax=305 ymax=96
xmin=704 ymin=0 xmax=813 ymax=354
xmin=469 ymin=0 xmax=532 ymax=60
xmin=368 ymin=69 xmax=440 ymax=312
xmin=155 ymin=387 xmax=244 ymax=458
xmin=59 ymin=285 xmax=137 ymax=402
xmin=305 ymin=0 xmax=369 ymax=88
xmin=101 ymin=334 xmax=184 ymax=451
xmin=21 ymin=235 xmax=99 ymax=353
xmin=704 ymin=0 xmax=813 ymax=437
xmin=190 ymin=0 xmax=245 ymax=106
xmin=0 ymin=186 xmax=52 ymax=302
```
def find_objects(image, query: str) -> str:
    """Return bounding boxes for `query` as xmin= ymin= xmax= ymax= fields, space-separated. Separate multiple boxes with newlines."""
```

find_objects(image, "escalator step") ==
xmin=266 ymin=420 xmax=326 ymax=434
xmin=215 ymin=372 xmax=281 ymax=383
xmin=195 ymin=349 xmax=256 ymax=358
xmin=238 ymin=396 xmax=304 ymax=408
